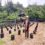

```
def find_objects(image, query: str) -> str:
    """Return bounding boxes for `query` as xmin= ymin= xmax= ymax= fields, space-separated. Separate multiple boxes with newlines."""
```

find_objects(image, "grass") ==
xmin=0 ymin=39 xmax=5 ymax=45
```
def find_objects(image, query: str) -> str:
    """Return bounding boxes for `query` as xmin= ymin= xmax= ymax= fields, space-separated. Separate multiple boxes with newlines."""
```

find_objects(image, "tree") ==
xmin=0 ymin=0 xmax=2 ymax=11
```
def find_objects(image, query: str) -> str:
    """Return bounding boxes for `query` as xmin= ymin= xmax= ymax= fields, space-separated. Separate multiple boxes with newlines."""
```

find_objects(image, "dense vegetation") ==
xmin=0 ymin=1 xmax=45 ymax=25
xmin=25 ymin=5 xmax=45 ymax=21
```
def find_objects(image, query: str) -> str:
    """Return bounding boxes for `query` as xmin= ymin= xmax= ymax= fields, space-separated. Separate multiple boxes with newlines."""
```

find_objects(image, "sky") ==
xmin=1 ymin=0 xmax=45 ymax=7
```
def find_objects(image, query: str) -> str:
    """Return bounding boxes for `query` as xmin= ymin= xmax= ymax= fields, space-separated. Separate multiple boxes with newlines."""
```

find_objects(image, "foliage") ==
xmin=0 ymin=1 xmax=45 ymax=24
xmin=24 ymin=5 xmax=45 ymax=20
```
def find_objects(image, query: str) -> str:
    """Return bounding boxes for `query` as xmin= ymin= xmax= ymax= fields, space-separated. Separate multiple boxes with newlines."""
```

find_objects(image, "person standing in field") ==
xmin=25 ymin=16 xmax=30 ymax=38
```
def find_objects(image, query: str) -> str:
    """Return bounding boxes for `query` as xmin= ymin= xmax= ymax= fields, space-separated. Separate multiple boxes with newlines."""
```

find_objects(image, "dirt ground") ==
xmin=0 ymin=22 xmax=45 ymax=45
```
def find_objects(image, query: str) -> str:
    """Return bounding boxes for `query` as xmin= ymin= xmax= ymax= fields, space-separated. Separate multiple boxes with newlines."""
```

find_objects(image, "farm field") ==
xmin=0 ymin=22 xmax=45 ymax=45
xmin=0 ymin=0 xmax=45 ymax=45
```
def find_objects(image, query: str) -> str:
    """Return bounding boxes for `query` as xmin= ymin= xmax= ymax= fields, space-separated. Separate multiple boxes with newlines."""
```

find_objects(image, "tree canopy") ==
xmin=0 ymin=1 xmax=45 ymax=25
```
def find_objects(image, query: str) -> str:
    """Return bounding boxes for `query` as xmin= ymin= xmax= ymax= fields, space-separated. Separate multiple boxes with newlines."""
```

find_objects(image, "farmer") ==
xmin=25 ymin=16 xmax=30 ymax=38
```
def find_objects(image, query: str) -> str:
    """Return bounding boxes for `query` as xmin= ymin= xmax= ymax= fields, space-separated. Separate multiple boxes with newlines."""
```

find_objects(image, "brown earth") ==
xmin=0 ymin=22 xmax=45 ymax=45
